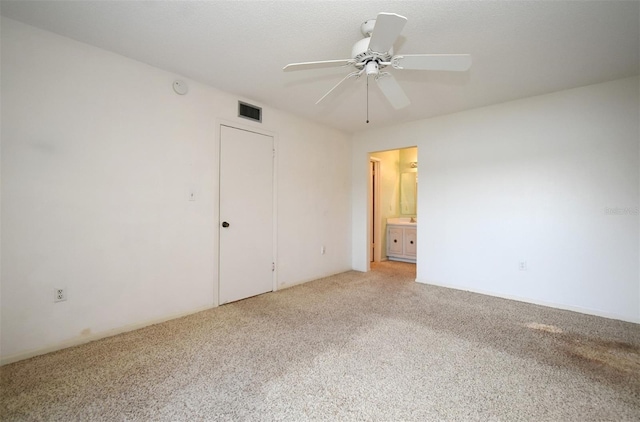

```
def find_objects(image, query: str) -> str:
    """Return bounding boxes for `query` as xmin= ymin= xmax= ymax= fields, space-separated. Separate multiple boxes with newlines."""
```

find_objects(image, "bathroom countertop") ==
xmin=386 ymin=217 xmax=417 ymax=226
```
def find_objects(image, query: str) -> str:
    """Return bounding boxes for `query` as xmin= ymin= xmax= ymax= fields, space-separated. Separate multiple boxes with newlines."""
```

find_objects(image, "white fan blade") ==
xmin=391 ymin=54 xmax=472 ymax=71
xmin=316 ymin=70 xmax=363 ymax=104
xmin=283 ymin=59 xmax=354 ymax=72
xmin=368 ymin=12 xmax=407 ymax=54
xmin=376 ymin=72 xmax=410 ymax=109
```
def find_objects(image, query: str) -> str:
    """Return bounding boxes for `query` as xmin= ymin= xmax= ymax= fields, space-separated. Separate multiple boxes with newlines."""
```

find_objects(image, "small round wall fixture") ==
xmin=173 ymin=80 xmax=188 ymax=95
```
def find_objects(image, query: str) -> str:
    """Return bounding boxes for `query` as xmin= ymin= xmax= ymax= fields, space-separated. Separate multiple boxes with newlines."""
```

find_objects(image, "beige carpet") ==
xmin=1 ymin=261 xmax=639 ymax=421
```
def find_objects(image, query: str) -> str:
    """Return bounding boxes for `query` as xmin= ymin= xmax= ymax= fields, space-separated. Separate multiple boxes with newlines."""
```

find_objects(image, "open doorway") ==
xmin=368 ymin=146 xmax=418 ymax=267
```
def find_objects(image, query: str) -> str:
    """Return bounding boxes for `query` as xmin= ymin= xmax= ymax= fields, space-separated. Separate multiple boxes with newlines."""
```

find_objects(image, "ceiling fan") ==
xmin=283 ymin=12 xmax=471 ymax=112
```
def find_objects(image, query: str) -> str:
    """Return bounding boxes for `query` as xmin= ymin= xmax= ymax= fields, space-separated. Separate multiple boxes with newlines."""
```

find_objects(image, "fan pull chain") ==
xmin=366 ymin=76 xmax=369 ymax=124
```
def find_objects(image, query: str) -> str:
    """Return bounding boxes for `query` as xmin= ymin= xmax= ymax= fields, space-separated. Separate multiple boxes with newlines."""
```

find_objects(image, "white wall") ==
xmin=353 ymin=76 xmax=640 ymax=323
xmin=1 ymin=18 xmax=352 ymax=363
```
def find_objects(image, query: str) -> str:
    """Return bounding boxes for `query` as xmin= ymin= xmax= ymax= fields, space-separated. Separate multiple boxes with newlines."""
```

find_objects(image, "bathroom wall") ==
xmin=399 ymin=147 xmax=418 ymax=174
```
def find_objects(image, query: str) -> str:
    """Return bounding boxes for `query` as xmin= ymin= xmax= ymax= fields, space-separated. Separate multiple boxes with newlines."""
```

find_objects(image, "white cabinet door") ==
xmin=388 ymin=227 xmax=404 ymax=255
xmin=219 ymin=125 xmax=274 ymax=304
xmin=387 ymin=224 xmax=417 ymax=262
xmin=404 ymin=229 xmax=417 ymax=256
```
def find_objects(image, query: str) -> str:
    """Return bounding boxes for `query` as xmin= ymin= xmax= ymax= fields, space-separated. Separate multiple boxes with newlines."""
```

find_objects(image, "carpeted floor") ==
xmin=1 ymin=261 xmax=639 ymax=421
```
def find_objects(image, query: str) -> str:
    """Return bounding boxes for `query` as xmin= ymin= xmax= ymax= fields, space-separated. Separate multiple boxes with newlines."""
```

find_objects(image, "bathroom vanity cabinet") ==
xmin=386 ymin=221 xmax=416 ymax=263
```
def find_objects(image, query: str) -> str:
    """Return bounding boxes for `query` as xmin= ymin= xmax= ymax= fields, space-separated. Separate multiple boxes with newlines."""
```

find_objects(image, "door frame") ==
xmin=214 ymin=119 xmax=278 ymax=306
xmin=369 ymin=158 xmax=382 ymax=264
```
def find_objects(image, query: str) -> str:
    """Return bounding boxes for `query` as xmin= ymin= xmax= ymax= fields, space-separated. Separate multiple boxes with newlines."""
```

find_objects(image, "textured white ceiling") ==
xmin=2 ymin=1 xmax=638 ymax=134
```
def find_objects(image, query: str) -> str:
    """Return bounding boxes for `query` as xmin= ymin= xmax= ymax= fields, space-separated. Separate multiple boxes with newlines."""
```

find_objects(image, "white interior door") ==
xmin=219 ymin=125 xmax=274 ymax=304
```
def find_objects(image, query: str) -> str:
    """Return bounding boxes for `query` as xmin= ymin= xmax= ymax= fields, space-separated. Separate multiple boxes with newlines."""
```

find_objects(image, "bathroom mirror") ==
xmin=400 ymin=172 xmax=417 ymax=215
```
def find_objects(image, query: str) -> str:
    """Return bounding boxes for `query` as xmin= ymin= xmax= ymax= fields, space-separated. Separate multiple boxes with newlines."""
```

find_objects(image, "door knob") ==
xmin=222 ymin=221 xmax=230 ymax=228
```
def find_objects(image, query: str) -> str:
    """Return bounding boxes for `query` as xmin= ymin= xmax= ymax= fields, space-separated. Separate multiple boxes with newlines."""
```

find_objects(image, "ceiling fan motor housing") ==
xmin=351 ymin=37 xmax=393 ymax=69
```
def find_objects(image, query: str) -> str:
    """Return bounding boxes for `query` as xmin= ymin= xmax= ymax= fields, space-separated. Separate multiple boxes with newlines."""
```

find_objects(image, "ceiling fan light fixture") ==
xmin=365 ymin=61 xmax=380 ymax=76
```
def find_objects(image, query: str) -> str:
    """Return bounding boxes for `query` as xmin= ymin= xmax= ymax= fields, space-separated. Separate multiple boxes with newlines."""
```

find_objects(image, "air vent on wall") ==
xmin=238 ymin=101 xmax=262 ymax=123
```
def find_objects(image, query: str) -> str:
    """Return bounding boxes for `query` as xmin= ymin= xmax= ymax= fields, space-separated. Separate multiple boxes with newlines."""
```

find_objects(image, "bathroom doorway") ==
xmin=368 ymin=146 xmax=418 ymax=266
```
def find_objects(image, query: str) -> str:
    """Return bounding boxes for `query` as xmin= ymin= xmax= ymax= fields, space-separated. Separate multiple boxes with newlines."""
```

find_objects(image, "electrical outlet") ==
xmin=321 ymin=246 xmax=326 ymax=255
xmin=518 ymin=261 xmax=527 ymax=271
xmin=54 ymin=288 xmax=67 ymax=303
